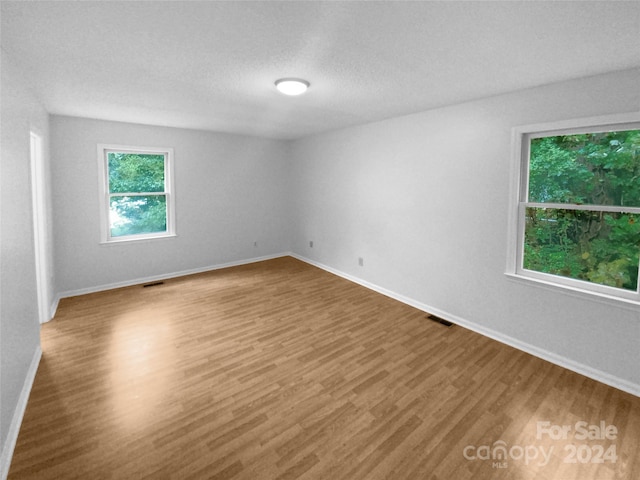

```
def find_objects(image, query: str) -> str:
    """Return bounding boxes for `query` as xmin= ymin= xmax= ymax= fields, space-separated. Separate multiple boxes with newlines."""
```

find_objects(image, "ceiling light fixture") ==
xmin=275 ymin=78 xmax=310 ymax=96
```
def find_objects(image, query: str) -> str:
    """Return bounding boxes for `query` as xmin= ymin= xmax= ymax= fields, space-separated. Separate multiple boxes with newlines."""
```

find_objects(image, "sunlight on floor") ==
xmin=108 ymin=309 xmax=175 ymax=431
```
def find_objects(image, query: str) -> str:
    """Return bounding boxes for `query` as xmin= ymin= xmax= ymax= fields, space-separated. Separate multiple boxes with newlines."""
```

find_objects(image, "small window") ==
xmin=509 ymin=116 xmax=640 ymax=304
xmin=97 ymin=145 xmax=175 ymax=243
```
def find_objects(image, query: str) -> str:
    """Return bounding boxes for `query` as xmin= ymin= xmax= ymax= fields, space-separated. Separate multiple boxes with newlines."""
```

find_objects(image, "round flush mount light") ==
xmin=275 ymin=78 xmax=310 ymax=96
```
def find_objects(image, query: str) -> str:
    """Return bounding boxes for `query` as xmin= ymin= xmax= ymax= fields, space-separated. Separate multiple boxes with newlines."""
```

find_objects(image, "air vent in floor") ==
xmin=426 ymin=314 xmax=453 ymax=327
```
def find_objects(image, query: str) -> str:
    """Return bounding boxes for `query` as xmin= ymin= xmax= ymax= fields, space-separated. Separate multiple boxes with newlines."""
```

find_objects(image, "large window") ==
xmin=509 ymin=116 xmax=640 ymax=304
xmin=97 ymin=145 xmax=175 ymax=243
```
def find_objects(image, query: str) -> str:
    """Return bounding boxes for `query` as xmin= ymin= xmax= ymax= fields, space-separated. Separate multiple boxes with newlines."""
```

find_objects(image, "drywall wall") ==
xmin=51 ymin=116 xmax=291 ymax=294
xmin=289 ymin=69 xmax=640 ymax=391
xmin=0 ymin=49 xmax=48 ymax=460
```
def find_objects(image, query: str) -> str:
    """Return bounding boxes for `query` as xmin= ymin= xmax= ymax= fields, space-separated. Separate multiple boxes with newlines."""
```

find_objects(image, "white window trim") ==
xmin=97 ymin=144 xmax=176 ymax=244
xmin=506 ymin=113 xmax=640 ymax=306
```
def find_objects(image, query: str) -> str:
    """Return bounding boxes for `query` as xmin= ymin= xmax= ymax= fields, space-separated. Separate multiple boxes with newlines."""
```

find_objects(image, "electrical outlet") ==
xmin=358 ymin=257 xmax=364 ymax=266
xmin=309 ymin=240 xmax=314 ymax=248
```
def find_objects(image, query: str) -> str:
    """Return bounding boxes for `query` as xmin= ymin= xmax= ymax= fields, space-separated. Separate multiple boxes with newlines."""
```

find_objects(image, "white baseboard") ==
xmin=0 ymin=346 xmax=42 ymax=480
xmin=54 ymin=252 xmax=291 ymax=303
xmin=291 ymin=253 xmax=640 ymax=398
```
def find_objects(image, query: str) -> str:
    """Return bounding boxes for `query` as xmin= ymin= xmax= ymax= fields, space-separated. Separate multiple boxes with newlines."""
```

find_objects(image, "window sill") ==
xmin=100 ymin=233 xmax=177 ymax=246
xmin=504 ymin=272 xmax=640 ymax=312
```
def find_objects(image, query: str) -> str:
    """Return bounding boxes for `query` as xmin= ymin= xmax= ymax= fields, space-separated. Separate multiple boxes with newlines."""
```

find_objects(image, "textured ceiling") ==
xmin=2 ymin=1 xmax=639 ymax=139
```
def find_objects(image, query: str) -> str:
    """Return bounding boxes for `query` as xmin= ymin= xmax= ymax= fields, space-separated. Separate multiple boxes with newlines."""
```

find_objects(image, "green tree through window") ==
xmin=105 ymin=151 xmax=171 ymax=238
xmin=523 ymin=129 xmax=640 ymax=291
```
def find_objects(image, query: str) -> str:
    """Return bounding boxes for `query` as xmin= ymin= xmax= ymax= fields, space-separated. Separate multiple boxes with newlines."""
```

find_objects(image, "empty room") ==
xmin=1 ymin=1 xmax=639 ymax=479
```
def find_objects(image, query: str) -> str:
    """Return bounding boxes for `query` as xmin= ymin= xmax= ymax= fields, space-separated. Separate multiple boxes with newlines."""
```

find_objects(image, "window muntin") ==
xmin=98 ymin=145 xmax=175 ymax=243
xmin=512 ymin=120 xmax=640 ymax=303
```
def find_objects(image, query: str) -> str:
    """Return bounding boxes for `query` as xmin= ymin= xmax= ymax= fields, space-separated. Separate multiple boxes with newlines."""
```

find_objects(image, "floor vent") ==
xmin=427 ymin=314 xmax=453 ymax=327
xmin=143 ymin=281 xmax=164 ymax=288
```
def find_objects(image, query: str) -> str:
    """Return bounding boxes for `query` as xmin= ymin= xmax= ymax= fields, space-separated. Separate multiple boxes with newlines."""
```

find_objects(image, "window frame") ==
xmin=97 ymin=144 xmax=176 ymax=244
xmin=506 ymin=113 xmax=640 ymax=306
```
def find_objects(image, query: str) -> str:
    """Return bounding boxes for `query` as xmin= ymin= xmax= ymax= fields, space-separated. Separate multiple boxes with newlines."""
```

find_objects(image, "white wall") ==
xmin=51 ymin=116 xmax=291 ymax=294
xmin=0 ymin=49 xmax=49 ymax=465
xmin=289 ymin=69 xmax=640 ymax=392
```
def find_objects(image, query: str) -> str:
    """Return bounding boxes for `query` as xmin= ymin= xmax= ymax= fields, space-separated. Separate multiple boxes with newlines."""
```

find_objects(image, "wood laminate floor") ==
xmin=8 ymin=257 xmax=640 ymax=479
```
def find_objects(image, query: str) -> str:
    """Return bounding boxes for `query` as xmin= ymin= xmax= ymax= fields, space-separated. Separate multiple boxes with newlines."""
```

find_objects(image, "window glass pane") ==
xmin=528 ymin=130 xmax=640 ymax=207
xmin=523 ymin=207 xmax=639 ymax=291
xmin=108 ymin=152 xmax=165 ymax=193
xmin=109 ymin=195 xmax=167 ymax=237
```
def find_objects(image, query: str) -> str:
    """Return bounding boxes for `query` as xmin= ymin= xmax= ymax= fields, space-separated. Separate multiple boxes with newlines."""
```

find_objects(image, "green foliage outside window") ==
xmin=524 ymin=130 xmax=640 ymax=291
xmin=107 ymin=153 xmax=167 ymax=237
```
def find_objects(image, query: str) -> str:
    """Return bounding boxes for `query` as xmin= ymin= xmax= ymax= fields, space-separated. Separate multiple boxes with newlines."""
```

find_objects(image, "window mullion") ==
xmin=109 ymin=192 xmax=166 ymax=196
xmin=523 ymin=202 xmax=640 ymax=214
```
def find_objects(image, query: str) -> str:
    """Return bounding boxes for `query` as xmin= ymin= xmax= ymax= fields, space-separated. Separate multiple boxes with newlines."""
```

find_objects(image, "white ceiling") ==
xmin=2 ymin=1 xmax=639 ymax=140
